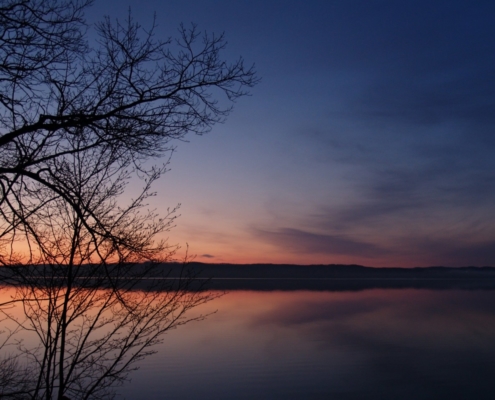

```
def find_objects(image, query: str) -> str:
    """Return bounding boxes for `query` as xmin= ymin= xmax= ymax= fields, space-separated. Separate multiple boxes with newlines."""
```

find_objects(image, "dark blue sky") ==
xmin=88 ymin=0 xmax=495 ymax=266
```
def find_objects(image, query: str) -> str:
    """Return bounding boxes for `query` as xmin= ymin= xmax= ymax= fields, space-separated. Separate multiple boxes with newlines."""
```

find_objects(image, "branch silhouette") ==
xmin=0 ymin=1 xmax=258 ymax=256
xmin=0 ymin=138 xmax=218 ymax=400
xmin=0 ymin=1 xmax=255 ymax=398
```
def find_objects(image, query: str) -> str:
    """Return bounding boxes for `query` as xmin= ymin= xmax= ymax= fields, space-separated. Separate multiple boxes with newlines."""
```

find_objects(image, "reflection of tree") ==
xmin=1 ymin=280 xmax=213 ymax=400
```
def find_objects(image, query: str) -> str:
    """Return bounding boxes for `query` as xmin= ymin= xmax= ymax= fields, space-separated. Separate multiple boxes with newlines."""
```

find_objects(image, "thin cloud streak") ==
xmin=254 ymin=227 xmax=386 ymax=259
xmin=251 ymin=223 xmax=495 ymax=267
xmin=200 ymin=254 xmax=215 ymax=259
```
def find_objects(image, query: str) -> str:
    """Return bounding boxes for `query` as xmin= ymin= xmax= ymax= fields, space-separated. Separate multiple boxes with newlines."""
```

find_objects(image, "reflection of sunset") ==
xmin=125 ymin=288 xmax=495 ymax=399
xmin=147 ymin=287 xmax=495 ymax=354
xmin=0 ymin=286 xmax=21 ymax=314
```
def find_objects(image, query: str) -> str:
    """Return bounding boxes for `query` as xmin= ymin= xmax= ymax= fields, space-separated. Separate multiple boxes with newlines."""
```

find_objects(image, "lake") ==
xmin=121 ymin=287 xmax=495 ymax=399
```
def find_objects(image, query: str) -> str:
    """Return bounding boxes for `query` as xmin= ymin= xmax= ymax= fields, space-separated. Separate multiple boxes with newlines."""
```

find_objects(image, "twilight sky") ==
xmin=87 ymin=1 xmax=495 ymax=267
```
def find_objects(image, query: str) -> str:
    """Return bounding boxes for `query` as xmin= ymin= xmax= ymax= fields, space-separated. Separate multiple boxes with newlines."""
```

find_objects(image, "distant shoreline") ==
xmin=168 ymin=262 xmax=495 ymax=290
xmin=2 ymin=263 xmax=495 ymax=291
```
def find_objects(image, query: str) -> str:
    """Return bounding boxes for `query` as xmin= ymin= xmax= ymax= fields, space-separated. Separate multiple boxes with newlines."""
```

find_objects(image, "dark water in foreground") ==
xmin=122 ymin=287 xmax=495 ymax=399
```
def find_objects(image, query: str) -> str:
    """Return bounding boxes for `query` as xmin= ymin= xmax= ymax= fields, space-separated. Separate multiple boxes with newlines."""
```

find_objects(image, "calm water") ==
xmin=121 ymin=288 xmax=495 ymax=399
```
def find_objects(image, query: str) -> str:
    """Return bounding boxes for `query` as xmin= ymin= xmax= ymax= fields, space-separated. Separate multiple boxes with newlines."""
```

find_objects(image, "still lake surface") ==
xmin=121 ymin=286 xmax=495 ymax=399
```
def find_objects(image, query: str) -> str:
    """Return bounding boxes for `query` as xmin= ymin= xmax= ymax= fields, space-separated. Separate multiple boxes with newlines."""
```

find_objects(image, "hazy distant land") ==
xmin=169 ymin=263 xmax=495 ymax=291
xmin=3 ymin=263 xmax=495 ymax=291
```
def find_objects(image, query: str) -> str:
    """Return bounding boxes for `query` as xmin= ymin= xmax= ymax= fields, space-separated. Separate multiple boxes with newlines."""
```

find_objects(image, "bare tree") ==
xmin=0 ymin=1 xmax=256 ymax=398
xmin=0 ymin=136 xmax=217 ymax=399
xmin=0 ymin=0 xmax=257 ymax=259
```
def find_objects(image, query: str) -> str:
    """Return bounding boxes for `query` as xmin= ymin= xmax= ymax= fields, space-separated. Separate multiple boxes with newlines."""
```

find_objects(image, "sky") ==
xmin=86 ymin=0 xmax=495 ymax=267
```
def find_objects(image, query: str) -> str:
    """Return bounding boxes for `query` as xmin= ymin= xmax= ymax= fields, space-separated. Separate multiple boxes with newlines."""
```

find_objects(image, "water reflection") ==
xmin=0 ymin=278 xmax=214 ymax=400
xmin=124 ymin=289 xmax=495 ymax=400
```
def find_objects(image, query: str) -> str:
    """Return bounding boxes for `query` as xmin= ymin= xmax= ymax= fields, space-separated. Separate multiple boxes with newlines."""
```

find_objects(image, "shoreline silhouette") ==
xmin=3 ymin=263 xmax=495 ymax=291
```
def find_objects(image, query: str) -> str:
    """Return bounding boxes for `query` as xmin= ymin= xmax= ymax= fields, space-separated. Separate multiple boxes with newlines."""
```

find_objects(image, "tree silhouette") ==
xmin=0 ymin=1 xmax=256 ymax=398
xmin=0 ymin=130 xmax=217 ymax=399
xmin=0 ymin=0 xmax=257 ymax=261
